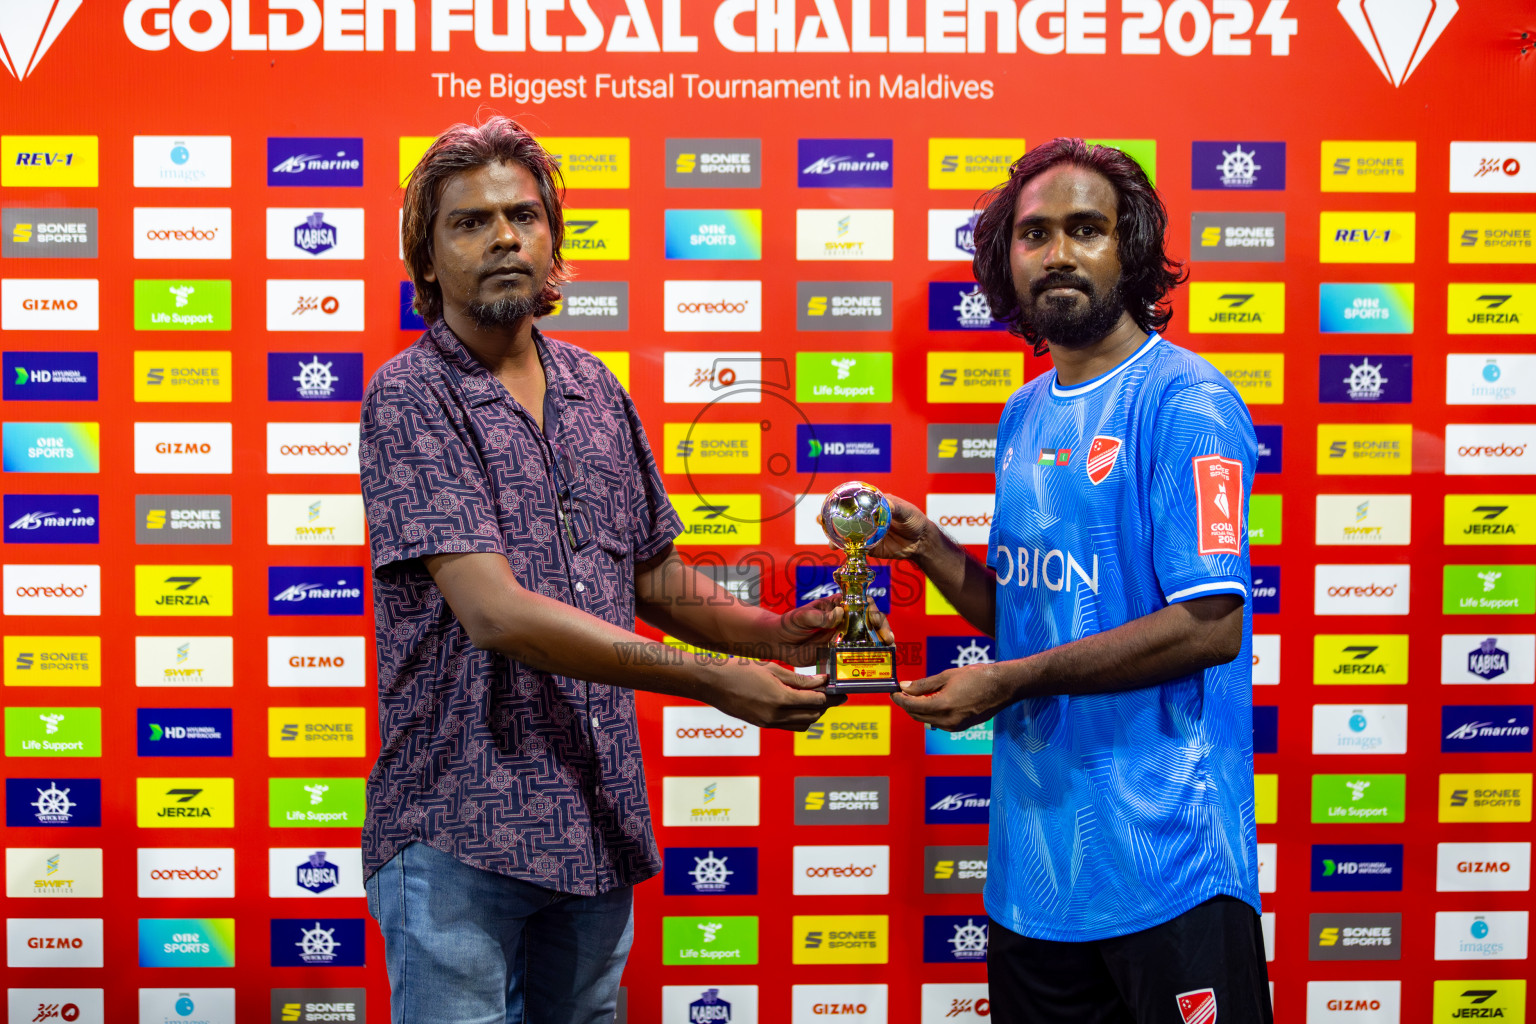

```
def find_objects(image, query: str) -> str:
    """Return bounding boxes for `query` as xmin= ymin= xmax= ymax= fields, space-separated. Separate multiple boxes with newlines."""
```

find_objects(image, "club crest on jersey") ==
xmin=1086 ymin=436 xmax=1121 ymax=485
xmin=1037 ymin=447 xmax=1071 ymax=467
xmin=1193 ymin=454 xmax=1243 ymax=555
xmin=1176 ymin=987 xmax=1217 ymax=1024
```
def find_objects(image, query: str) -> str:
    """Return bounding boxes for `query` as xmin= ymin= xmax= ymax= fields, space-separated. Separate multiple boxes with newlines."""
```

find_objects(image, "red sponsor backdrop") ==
xmin=2 ymin=0 xmax=1533 ymax=1020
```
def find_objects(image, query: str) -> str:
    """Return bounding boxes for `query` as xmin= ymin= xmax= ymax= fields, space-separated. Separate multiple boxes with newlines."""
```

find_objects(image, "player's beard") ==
xmin=466 ymin=293 xmax=543 ymax=329
xmin=1018 ymin=273 xmax=1127 ymax=349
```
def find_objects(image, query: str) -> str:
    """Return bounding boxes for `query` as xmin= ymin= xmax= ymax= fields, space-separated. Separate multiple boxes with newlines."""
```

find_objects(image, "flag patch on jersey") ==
xmin=1086 ymin=436 xmax=1121 ymax=484
xmin=1176 ymin=988 xmax=1217 ymax=1024
xmin=1193 ymin=454 xmax=1243 ymax=555
xmin=1037 ymin=447 xmax=1071 ymax=467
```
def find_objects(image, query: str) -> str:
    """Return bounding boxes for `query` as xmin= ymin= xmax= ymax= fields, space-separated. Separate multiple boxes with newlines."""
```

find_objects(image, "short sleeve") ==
xmin=617 ymin=383 xmax=682 ymax=561
xmin=1149 ymin=382 xmax=1258 ymax=605
xmin=358 ymin=381 xmax=506 ymax=575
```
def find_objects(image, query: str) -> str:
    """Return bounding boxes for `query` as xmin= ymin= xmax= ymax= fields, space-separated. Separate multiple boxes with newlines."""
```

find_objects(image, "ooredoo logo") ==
xmin=792 ymin=845 xmax=890 ymax=896
xmin=927 ymin=493 xmax=995 ymax=546
xmin=133 ymin=208 xmax=232 ymax=259
xmin=266 ymin=423 xmax=360 ymax=475
xmin=1447 ymin=425 xmax=1536 ymax=475
xmin=664 ymin=281 xmax=761 ymax=332
xmin=137 ymin=847 xmax=235 ymax=897
xmin=663 ymin=706 xmax=759 ymax=757
xmin=3 ymin=563 xmax=100 ymax=616
xmin=1314 ymin=565 xmax=1410 ymax=616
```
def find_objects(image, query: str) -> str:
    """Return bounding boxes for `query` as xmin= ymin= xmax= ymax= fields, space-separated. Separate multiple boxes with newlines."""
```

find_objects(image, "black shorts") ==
xmin=987 ymin=896 xmax=1273 ymax=1024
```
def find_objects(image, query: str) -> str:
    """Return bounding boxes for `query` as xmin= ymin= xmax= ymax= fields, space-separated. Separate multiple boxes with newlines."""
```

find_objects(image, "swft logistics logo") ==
xmin=135 ymin=776 xmax=235 ymax=827
xmin=134 ymin=565 xmax=233 ymax=616
xmin=1446 ymin=495 xmax=1535 ymax=545
xmin=137 ymin=917 xmax=235 ymax=967
xmin=1440 ymin=773 xmax=1532 ymax=823
xmin=927 ymin=352 xmax=1022 ymax=403
xmin=1312 ymin=774 xmax=1406 ymax=823
xmin=1317 ymin=424 xmax=1413 ymax=475
xmin=1320 ymin=283 xmax=1415 ymax=334
xmin=2 ymin=136 xmax=98 ymax=187
xmin=136 ymin=635 xmax=235 ymax=688
xmin=1319 ymin=212 xmax=1416 ymax=263
xmin=1321 ymin=141 xmax=1416 ymax=192
xmin=270 ymin=777 xmax=366 ymax=828
xmin=564 ymin=209 xmax=631 ymax=260
xmin=1451 ymin=213 xmax=1536 ymax=264
xmin=1309 ymin=912 xmax=1402 ymax=961
xmin=793 ymin=705 xmax=890 ymax=756
xmin=1314 ymin=494 xmax=1410 ymax=547
xmin=1313 ymin=635 xmax=1409 ymax=685
xmin=266 ymin=494 xmax=365 ymax=546
xmin=4 ymin=635 xmax=100 ymax=686
xmin=1205 ymin=353 xmax=1284 ymax=404
xmin=795 ymin=209 xmax=894 ymax=261
xmin=543 ymin=137 xmax=629 ymax=189
xmin=1447 ymin=285 xmax=1536 ymax=335
xmin=1444 ymin=565 xmax=1536 ymax=616
xmin=1431 ymin=980 xmax=1527 ymax=1023
xmin=5 ymin=845 xmax=105 ymax=897
xmin=133 ymin=350 xmax=232 ymax=403
xmin=661 ymin=916 xmax=758 ymax=965
xmin=928 ymin=138 xmax=1021 ymax=190
xmin=793 ymin=915 xmax=888 ymax=964
xmin=268 ymin=707 xmax=366 ymax=758
xmin=134 ymin=279 xmax=232 ymax=330
xmin=661 ymin=776 xmax=761 ymax=827
xmin=3 ymin=706 xmax=102 ymax=756
xmin=672 ymin=495 xmax=762 ymax=546
xmin=1187 ymin=282 xmax=1285 ymax=333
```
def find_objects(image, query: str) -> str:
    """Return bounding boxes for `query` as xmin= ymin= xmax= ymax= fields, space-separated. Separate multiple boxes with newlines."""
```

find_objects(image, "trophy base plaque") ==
xmin=820 ymin=644 xmax=900 ymax=695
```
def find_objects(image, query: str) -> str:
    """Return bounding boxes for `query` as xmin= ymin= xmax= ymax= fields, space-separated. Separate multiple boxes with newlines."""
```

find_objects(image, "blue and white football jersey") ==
xmin=984 ymin=332 xmax=1261 ymax=941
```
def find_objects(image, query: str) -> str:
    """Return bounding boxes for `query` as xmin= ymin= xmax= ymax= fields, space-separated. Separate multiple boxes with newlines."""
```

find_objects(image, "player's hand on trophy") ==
xmin=772 ymin=595 xmax=895 ymax=667
xmin=819 ymin=491 xmax=930 ymax=562
xmin=708 ymin=656 xmax=846 ymax=730
xmin=891 ymin=662 xmax=1015 ymax=732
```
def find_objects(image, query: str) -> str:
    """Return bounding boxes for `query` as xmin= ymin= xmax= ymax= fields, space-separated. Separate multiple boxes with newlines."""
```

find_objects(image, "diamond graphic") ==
xmin=1338 ymin=0 xmax=1458 ymax=87
xmin=0 ymin=0 xmax=83 ymax=81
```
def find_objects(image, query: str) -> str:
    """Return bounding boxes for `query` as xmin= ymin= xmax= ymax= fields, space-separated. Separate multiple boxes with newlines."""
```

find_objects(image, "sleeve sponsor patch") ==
xmin=1192 ymin=454 xmax=1243 ymax=555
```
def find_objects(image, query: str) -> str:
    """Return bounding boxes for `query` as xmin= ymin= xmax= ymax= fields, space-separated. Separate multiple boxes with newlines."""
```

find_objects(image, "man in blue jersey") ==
xmin=882 ymin=139 xmax=1271 ymax=1022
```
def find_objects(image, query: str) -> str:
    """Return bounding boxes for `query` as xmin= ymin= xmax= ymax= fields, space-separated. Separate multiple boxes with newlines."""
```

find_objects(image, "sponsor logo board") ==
xmin=920 ymin=984 xmax=991 ymax=1022
xmin=672 ymin=494 xmax=761 ymax=546
xmin=1448 ymin=286 xmax=1536 ymax=337
xmin=927 ymin=493 xmax=994 ymax=546
xmin=796 ymin=423 xmax=891 ymax=474
xmin=135 ymin=635 xmax=235 ymax=688
xmin=269 ymin=777 xmax=366 ymax=828
xmin=925 ymin=776 xmax=990 ymax=824
xmin=1446 ymin=495 xmax=1535 ymax=545
xmin=137 ymin=847 xmax=235 ymax=898
xmin=1318 ymin=211 xmax=1415 ymax=263
xmin=266 ymin=494 xmax=364 ymax=546
xmin=267 ymin=636 xmax=365 ymax=687
xmin=133 ymin=422 xmax=232 ymax=474
xmin=140 ymin=989 xmax=237 ymax=1024
xmin=667 ymin=138 xmax=761 ymax=188
xmin=2 ymin=207 xmax=97 ymax=258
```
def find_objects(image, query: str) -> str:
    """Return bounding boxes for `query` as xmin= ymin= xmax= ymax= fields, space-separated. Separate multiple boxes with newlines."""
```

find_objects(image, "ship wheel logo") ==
xmin=688 ymin=850 xmax=735 ymax=892
xmin=950 ymin=640 xmax=993 ymax=668
xmin=31 ymin=781 xmax=75 ymax=820
xmin=296 ymin=921 xmax=339 ymax=963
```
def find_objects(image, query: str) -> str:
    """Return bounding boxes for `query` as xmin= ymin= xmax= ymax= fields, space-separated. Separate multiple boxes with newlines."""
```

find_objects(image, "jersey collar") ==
xmin=1049 ymin=332 xmax=1161 ymax=399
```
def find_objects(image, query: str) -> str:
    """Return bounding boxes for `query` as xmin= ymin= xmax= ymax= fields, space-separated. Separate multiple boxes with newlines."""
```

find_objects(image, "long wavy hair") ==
xmin=971 ymin=138 xmax=1186 ymax=355
xmin=401 ymin=117 xmax=568 ymax=324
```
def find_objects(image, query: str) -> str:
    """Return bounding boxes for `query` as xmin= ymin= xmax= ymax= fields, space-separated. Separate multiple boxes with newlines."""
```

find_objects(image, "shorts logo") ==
xmin=1176 ymin=988 xmax=1217 ymax=1024
xmin=1086 ymin=436 xmax=1122 ymax=485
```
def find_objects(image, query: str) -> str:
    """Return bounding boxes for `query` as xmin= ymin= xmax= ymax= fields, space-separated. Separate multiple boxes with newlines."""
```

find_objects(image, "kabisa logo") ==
xmin=266 ymin=352 xmax=363 ymax=402
xmin=1311 ymin=843 xmax=1404 ymax=892
xmin=268 ymin=567 xmax=365 ymax=615
xmin=270 ymin=919 xmax=366 ymax=967
xmin=929 ymin=282 xmax=1005 ymax=331
xmin=4 ymin=493 xmax=98 ymax=543
xmin=1338 ymin=0 xmax=1457 ymax=87
xmin=1465 ymin=637 xmax=1514 ymax=682
xmin=295 ymin=850 xmax=340 ymax=894
xmin=0 ymin=0 xmax=83 ymax=80
xmin=663 ymin=847 xmax=758 ymax=895
xmin=5 ymin=777 xmax=101 ymax=826
xmin=923 ymin=916 xmax=988 ymax=964
xmin=1442 ymin=705 xmax=1534 ymax=753
xmin=797 ymin=139 xmax=894 ymax=188
xmin=1191 ymin=141 xmax=1286 ymax=190
xmin=689 ymin=989 xmax=732 ymax=1023
xmin=268 ymin=138 xmax=363 ymax=187
xmin=927 ymin=209 xmax=982 ymax=261
xmin=924 ymin=776 xmax=990 ymax=824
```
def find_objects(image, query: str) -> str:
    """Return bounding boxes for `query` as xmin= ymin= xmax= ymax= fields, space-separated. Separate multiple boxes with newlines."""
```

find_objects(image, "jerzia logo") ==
xmin=1338 ymin=0 xmax=1457 ymax=87
xmin=0 ymin=0 xmax=83 ymax=80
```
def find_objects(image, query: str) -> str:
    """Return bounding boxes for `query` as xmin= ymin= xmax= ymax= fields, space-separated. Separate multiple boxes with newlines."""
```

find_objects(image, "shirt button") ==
xmin=575 ymin=582 xmax=585 ymax=593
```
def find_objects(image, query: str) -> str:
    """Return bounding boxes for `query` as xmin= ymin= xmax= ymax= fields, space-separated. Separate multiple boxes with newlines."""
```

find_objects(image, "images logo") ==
xmin=664 ymin=281 xmax=761 ymax=333
xmin=798 ymin=139 xmax=893 ymax=188
xmin=134 ymin=565 xmax=234 ymax=617
xmin=794 ymin=776 xmax=887 ymax=826
xmin=1339 ymin=0 xmax=1456 ymax=86
xmin=928 ymin=138 xmax=1021 ymax=189
xmin=928 ymin=282 xmax=1006 ymax=331
xmin=1 ymin=207 xmax=97 ymax=258
xmin=1434 ymin=911 xmax=1529 ymax=962
xmin=662 ymin=846 xmax=758 ymax=895
xmin=1311 ymin=704 xmax=1408 ymax=754
xmin=1187 ymin=282 xmax=1284 ymax=333
xmin=1189 ymin=212 xmax=1286 ymax=261
xmin=665 ymin=209 xmax=762 ymax=261
xmin=135 ymin=776 xmax=234 ymax=827
xmin=133 ymin=136 xmax=232 ymax=188
xmin=134 ymin=278 xmax=232 ymax=331
xmin=666 ymin=138 xmax=761 ymax=188
xmin=4 ymin=493 xmax=98 ymax=544
xmin=793 ymin=915 xmax=888 ymax=965
xmin=1319 ymin=284 xmax=1415 ymax=334
xmin=1191 ymin=141 xmax=1286 ymax=190
xmin=1 ymin=136 xmax=97 ymax=186
xmin=3 ymin=563 xmax=99 ymax=616
xmin=267 ymin=138 xmax=363 ymax=187
xmin=1321 ymin=141 xmax=1417 ymax=192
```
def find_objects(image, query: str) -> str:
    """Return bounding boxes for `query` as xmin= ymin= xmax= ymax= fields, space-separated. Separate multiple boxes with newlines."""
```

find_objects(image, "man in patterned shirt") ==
xmin=361 ymin=118 xmax=863 ymax=1023
xmin=879 ymin=140 xmax=1272 ymax=1022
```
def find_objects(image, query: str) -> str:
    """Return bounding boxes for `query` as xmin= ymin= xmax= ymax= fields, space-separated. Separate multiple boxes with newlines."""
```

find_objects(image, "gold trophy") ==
xmin=818 ymin=481 xmax=900 ymax=694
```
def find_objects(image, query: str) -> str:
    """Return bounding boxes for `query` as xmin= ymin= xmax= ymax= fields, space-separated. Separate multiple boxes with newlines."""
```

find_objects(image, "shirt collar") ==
xmin=427 ymin=319 xmax=589 ymax=410
xmin=1049 ymin=332 xmax=1161 ymax=399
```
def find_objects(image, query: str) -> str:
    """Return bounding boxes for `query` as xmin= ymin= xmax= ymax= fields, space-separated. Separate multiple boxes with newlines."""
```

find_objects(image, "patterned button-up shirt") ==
xmin=358 ymin=319 xmax=681 ymax=895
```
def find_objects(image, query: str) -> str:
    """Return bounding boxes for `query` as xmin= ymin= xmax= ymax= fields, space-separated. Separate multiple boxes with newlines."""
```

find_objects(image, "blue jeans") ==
xmin=366 ymin=842 xmax=633 ymax=1024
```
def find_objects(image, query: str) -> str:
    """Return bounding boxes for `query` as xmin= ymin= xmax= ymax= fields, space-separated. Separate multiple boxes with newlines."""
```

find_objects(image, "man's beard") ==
xmin=1017 ymin=273 xmax=1126 ymax=348
xmin=465 ymin=293 xmax=543 ymax=329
